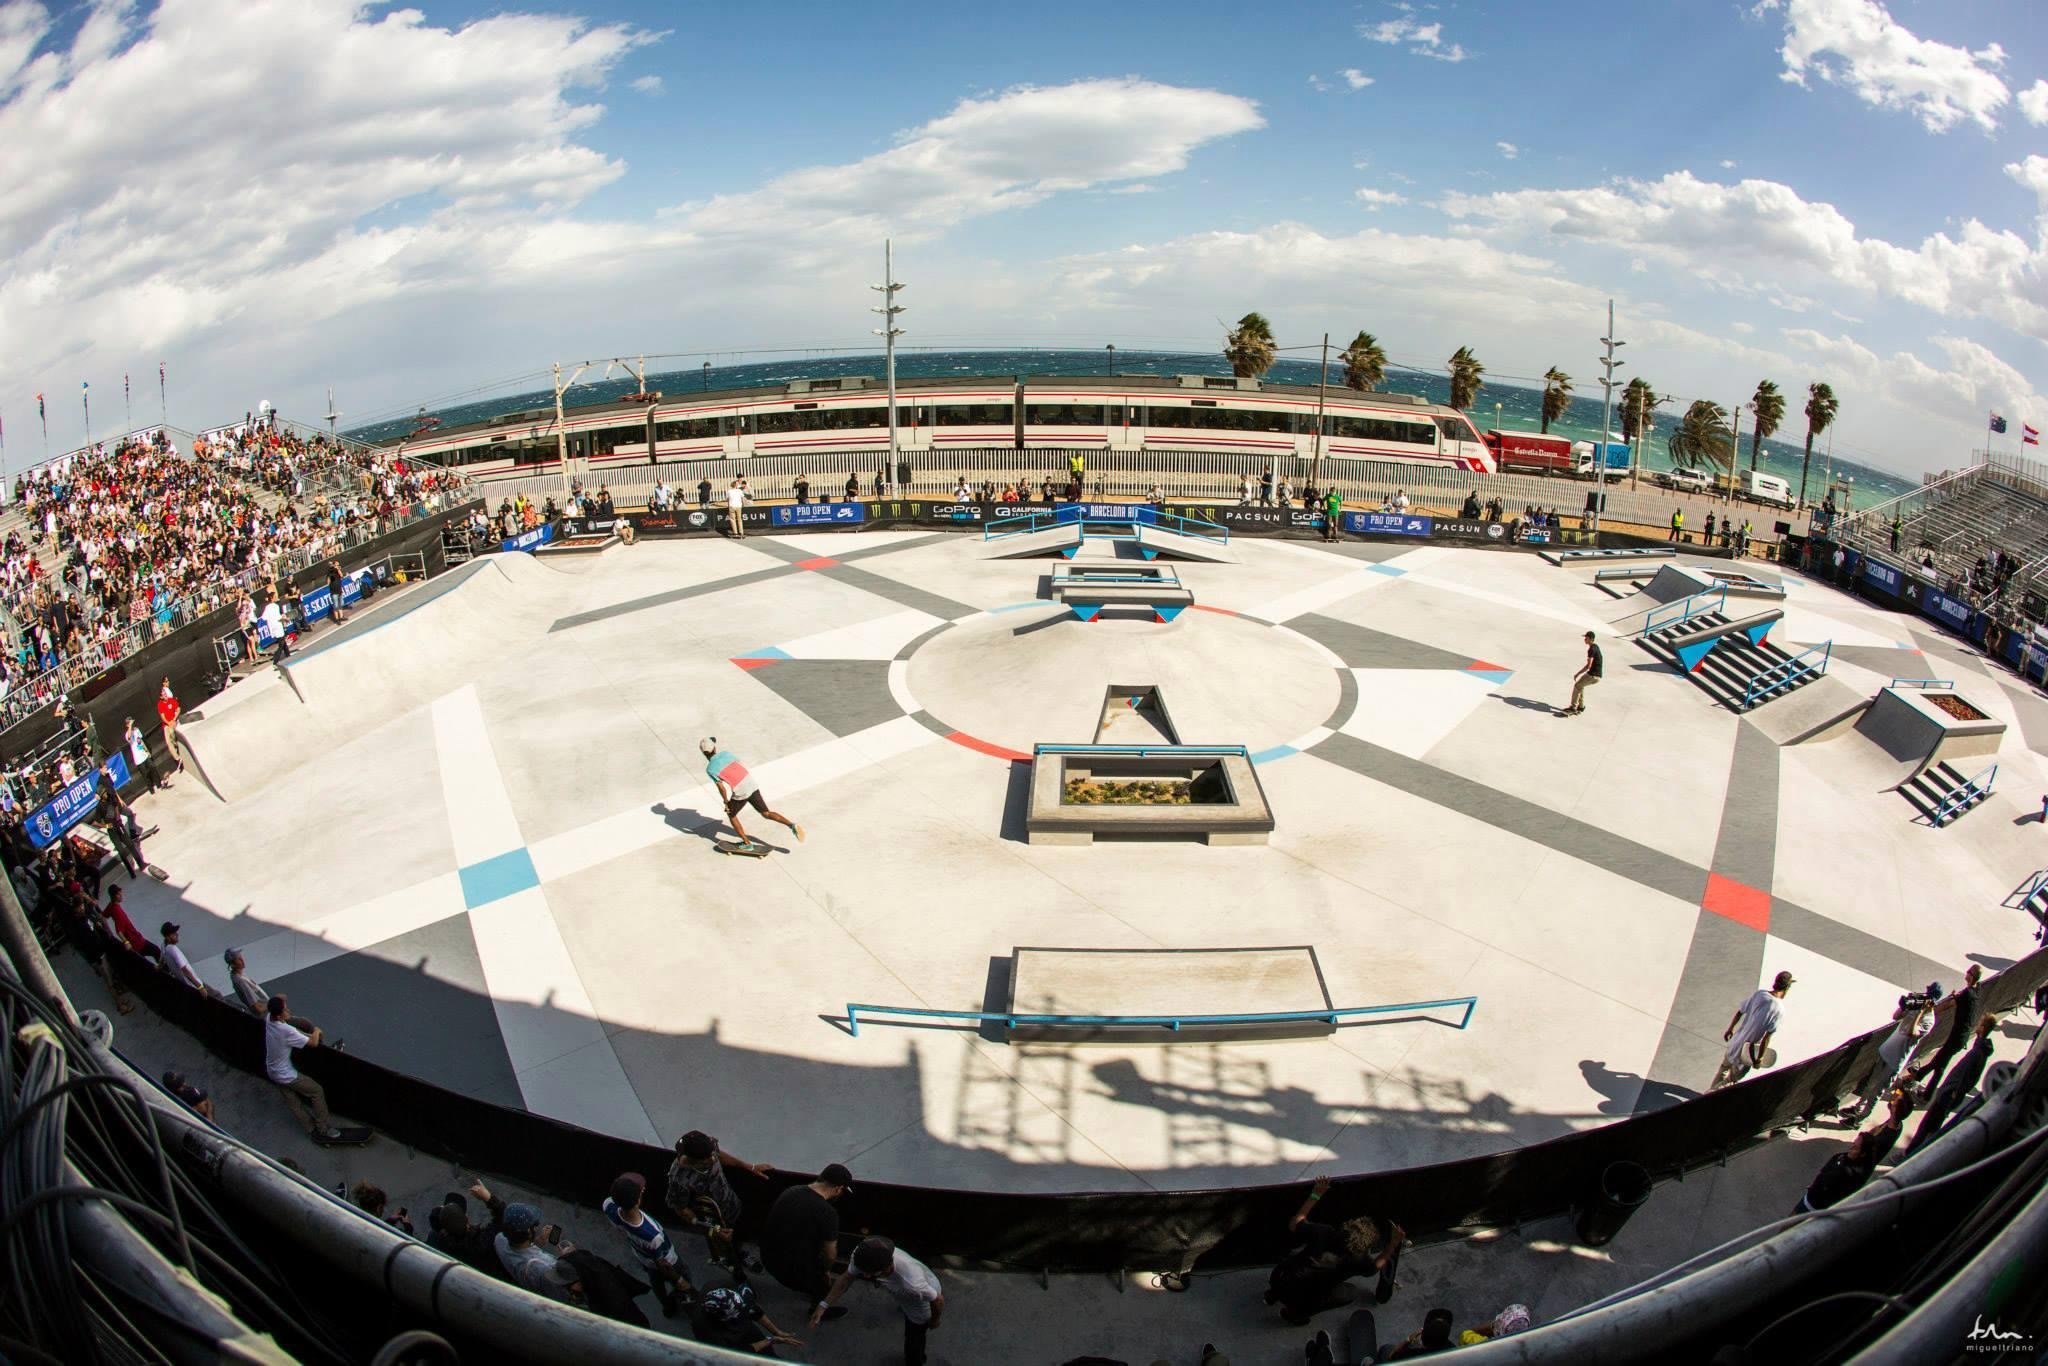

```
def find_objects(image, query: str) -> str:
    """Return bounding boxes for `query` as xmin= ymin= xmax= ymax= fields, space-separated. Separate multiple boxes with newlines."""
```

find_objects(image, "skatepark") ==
xmin=112 ymin=520 xmax=2044 ymax=1193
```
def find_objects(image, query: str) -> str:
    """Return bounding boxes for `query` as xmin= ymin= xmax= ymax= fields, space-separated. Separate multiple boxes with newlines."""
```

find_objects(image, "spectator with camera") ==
xmin=1837 ymin=985 xmax=1939 ymax=1124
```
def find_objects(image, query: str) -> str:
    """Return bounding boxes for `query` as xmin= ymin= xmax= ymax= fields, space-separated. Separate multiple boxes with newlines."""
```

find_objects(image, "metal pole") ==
xmin=1106 ymin=342 xmax=1115 ymax=376
xmin=872 ymin=239 xmax=905 ymax=471
xmin=552 ymin=362 xmax=572 ymax=501
xmin=1728 ymin=392 xmax=1741 ymax=508
xmin=1593 ymin=301 xmax=1624 ymax=542
xmin=1311 ymin=331 xmax=1330 ymax=491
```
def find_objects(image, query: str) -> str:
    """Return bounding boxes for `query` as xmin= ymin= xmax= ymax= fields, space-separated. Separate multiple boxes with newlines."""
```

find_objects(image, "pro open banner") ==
xmin=26 ymin=752 xmax=135 ymax=849
xmin=771 ymin=501 xmax=866 ymax=527
xmin=1342 ymin=511 xmax=1432 ymax=537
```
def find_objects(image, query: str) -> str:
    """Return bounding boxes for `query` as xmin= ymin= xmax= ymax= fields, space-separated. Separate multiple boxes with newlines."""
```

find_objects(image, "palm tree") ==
xmin=1749 ymin=380 xmax=1784 ymax=473
xmin=1447 ymin=346 xmax=1484 ymax=410
xmin=1540 ymin=367 xmax=1572 ymax=434
xmin=1668 ymin=399 xmax=1736 ymax=475
xmin=1339 ymin=331 xmax=1387 ymax=391
xmin=1617 ymin=378 xmax=1662 ymax=442
xmin=1224 ymin=313 xmax=1277 ymax=379
xmin=1798 ymin=381 xmax=1838 ymax=507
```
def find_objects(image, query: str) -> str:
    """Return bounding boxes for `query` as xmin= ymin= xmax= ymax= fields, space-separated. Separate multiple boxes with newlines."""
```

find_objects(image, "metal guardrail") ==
xmin=1640 ymin=586 xmax=1728 ymax=638
xmin=1032 ymin=743 xmax=1250 ymax=758
xmin=842 ymin=994 xmax=1480 ymax=1038
xmin=981 ymin=502 xmax=1231 ymax=545
xmin=1741 ymin=640 xmax=1833 ymax=709
xmin=1888 ymin=676 xmax=1955 ymax=690
xmin=1932 ymin=761 xmax=1997 ymax=827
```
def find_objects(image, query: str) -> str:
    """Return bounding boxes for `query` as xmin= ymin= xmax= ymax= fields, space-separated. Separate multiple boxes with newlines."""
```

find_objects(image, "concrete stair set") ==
xmin=1897 ymin=760 xmax=1997 ymax=827
xmin=1639 ymin=610 xmax=1820 ymax=711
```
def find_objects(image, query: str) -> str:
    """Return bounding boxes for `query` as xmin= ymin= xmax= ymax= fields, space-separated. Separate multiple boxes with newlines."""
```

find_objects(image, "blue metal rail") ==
xmin=1888 ymin=677 xmax=1955 ymax=690
xmin=1032 ymin=743 xmax=1249 ymax=758
xmin=1742 ymin=640 xmax=1832 ymax=709
xmin=1931 ymin=762 xmax=1997 ymax=827
xmin=843 ymin=994 xmax=1479 ymax=1038
xmin=1640 ymin=586 xmax=1728 ymax=638
xmin=980 ymin=504 xmax=1230 ymax=545
xmin=1050 ymin=572 xmax=1183 ymax=587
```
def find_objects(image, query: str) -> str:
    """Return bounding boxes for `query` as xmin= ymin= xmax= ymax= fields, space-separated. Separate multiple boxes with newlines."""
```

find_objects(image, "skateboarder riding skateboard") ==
xmin=702 ymin=737 xmax=806 ymax=851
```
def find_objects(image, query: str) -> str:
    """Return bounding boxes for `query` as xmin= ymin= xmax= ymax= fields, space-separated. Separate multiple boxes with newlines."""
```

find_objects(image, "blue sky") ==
xmin=0 ymin=0 xmax=2043 ymax=477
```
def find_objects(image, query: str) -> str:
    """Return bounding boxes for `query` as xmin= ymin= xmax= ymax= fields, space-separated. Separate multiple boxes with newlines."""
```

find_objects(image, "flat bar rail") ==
xmin=1640 ymin=585 xmax=1728 ymax=638
xmin=843 ymin=994 xmax=1480 ymax=1038
xmin=1033 ymin=743 xmax=1249 ymax=758
xmin=1742 ymin=640 xmax=1833 ymax=709
xmin=1888 ymin=676 xmax=1955 ymax=689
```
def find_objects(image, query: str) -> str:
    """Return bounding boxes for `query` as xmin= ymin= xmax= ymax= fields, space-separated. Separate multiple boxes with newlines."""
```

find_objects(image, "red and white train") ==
xmin=387 ymin=373 xmax=1497 ymax=478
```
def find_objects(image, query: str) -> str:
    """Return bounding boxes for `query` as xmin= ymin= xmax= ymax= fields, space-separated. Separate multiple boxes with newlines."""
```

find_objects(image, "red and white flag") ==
xmin=2027 ymin=424 xmax=2042 ymax=447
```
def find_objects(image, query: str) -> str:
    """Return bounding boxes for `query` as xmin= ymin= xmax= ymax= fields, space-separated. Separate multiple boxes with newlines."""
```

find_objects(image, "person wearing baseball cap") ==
xmin=494 ymin=1202 xmax=581 ymax=1302
xmin=1711 ymin=970 xmax=1793 ymax=1090
xmin=813 ymin=1235 xmax=943 ymax=1364
xmin=764 ymin=1163 xmax=854 ymax=1322
xmin=157 ymin=922 xmax=206 ymax=993
xmin=700 ymin=737 xmax=806 ymax=849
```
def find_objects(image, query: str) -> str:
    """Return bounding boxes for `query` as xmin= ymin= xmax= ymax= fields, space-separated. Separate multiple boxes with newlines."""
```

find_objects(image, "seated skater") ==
xmin=701 ymin=737 xmax=807 ymax=848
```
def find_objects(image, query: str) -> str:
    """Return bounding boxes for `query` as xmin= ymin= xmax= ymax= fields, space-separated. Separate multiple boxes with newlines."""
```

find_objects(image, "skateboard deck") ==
xmin=311 ymin=1126 xmax=373 ymax=1148
xmin=715 ymin=840 xmax=772 ymax=859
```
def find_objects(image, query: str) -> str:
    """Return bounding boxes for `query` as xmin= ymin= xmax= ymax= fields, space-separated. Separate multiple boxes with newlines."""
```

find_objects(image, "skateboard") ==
xmin=311 ymin=1126 xmax=374 ymax=1148
xmin=715 ymin=839 xmax=772 ymax=859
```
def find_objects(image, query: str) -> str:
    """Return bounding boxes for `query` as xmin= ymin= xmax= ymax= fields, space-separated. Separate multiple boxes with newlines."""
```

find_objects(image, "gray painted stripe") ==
xmin=1710 ymin=720 xmax=1779 ymax=888
xmin=1322 ymin=667 xmax=1360 ymax=733
xmin=817 ymin=563 xmax=979 ymax=622
xmin=1637 ymin=915 xmax=1762 ymax=1110
xmin=549 ymin=564 xmax=797 ymax=633
xmin=908 ymin=709 xmax=955 ymax=738
xmin=1291 ymin=613 xmax=1477 ymax=671
xmin=1770 ymin=897 xmax=1959 ymax=993
xmin=895 ymin=621 xmax=957 ymax=662
xmin=1308 ymin=732 xmax=1708 ymax=903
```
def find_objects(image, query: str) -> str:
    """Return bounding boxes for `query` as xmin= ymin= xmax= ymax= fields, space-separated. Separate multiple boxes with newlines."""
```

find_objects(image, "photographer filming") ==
xmin=1836 ymin=984 xmax=1939 ymax=1124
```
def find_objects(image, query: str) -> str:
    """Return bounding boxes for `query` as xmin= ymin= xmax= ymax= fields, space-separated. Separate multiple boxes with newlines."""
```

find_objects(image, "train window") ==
xmin=1329 ymin=415 xmax=1436 ymax=445
xmin=656 ymin=417 xmax=722 ymax=442
xmin=1025 ymin=404 xmax=1109 ymax=426
xmin=934 ymin=403 xmax=1014 ymax=425
xmin=1433 ymin=417 xmax=1468 ymax=442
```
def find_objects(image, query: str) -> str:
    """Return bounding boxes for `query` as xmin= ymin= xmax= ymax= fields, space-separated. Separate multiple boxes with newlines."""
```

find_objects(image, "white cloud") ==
xmin=1782 ymin=328 xmax=2045 ymax=429
xmin=0 ymin=1 xmax=49 ymax=92
xmin=1354 ymin=188 xmax=1409 ymax=210
xmin=1496 ymin=141 xmax=1518 ymax=160
xmin=1307 ymin=73 xmax=1329 ymax=92
xmin=630 ymin=74 xmax=662 ymax=94
xmin=1720 ymin=158 xmax=1738 ymax=169
xmin=1361 ymin=15 xmax=1468 ymax=63
xmin=2009 ymin=156 xmax=2048 ymax=215
xmin=2023 ymin=79 xmax=2048 ymax=125
xmin=1442 ymin=170 xmax=2048 ymax=338
xmin=1108 ymin=183 xmax=1156 ymax=196
xmin=1342 ymin=68 xmax=1373 ymax=90
xmin=1770 ymin=0 xmax=2010 ymax=133
xmin=0 ymin=10 xmax=1264 ymax=445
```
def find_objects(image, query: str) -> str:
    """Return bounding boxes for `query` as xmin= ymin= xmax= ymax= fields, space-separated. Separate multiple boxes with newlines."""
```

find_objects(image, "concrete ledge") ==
xmin=1006 ymin=945 xmax=1333 ymax=1043
xmin=1025 ymin=748 xmax=1274 ymax=845
xmin=1855 ymin=685 xmax=2006 ymax=780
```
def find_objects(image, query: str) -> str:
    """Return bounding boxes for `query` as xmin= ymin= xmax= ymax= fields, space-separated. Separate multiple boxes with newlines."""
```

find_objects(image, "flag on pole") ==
xmin=2026 ymin=424 xmax=2041 ymax=447
xmin=1989 ymin=412 xmax=2008 ymax=434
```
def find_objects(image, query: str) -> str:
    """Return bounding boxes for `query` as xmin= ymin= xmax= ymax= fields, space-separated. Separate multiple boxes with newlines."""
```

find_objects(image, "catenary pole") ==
xmin=1593 ymin=301 xmax=1624 ymax=541
xmin=872 ymin=240 xmax=905 ymax=478
xmin=1311 ymin=332 xmax=1330 ymax=492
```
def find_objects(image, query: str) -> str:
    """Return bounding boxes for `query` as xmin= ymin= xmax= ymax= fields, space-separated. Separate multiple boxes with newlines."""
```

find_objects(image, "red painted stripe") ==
xmin=1467 ymin=659 xmax=1508 ymax=672
xmin=945 ymin=731 xmax=1031 ymax=762
xmin=731 ymin=657 xmax=780 ymax=671
xmin=1191 ymin=604 xmax=1240 ymax=617
xmin=795 ymin=557 xmax=840 ymax=570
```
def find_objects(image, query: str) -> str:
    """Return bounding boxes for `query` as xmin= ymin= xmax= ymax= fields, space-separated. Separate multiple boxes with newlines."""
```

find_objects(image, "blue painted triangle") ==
xmin=1154 ymin=605 xmax=1184 ymax=623
xmin=1467 ymin=668 xmax=1512 ymax=686
xmin=1071 ymin=603 xmax=1102 ymax=622
xmin=1675 ymin=636 xmax=1721 ymax=673
xmin=739 ymin=645 xmax=792 ymax=662
xmin=1742 ymin=620 xmax=1773 ymax=646
xmin=1059 ymin=544 xmax=1079 ymax=559
xmin=1139 ymin=547 xmax=1159 ymax=560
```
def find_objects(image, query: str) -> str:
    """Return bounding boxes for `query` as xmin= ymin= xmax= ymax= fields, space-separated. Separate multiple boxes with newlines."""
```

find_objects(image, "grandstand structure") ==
xmin=1833 ymin=450 xmax=2048 ymax=610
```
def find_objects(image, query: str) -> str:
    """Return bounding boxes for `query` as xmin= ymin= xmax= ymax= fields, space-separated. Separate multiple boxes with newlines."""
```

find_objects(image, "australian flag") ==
xmin=1989 ymin=412 xmax=2008 ymax=434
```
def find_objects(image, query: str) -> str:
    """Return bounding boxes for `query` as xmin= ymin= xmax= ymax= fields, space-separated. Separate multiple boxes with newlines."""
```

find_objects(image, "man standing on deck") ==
xmin=724 ymin=479 xmax=750 ymax=539
xmin=1323 ymin=487 xmax=1342 ymax=543
xmin=701 ymin=738 xmax=806 ymax=847
xmin=1561 ymin=631 xmax=1602 ymax=716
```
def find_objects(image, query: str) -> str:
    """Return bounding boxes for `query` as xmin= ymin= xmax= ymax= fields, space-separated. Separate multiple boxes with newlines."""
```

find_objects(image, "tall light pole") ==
xmin=1593 ymin=300 xmax=1625 ymax=541
xmin=702 ymin=360 xmax=711 ymax=391
xmin=871 ymin=239 xmax=906 ymax=471
xmin=1310 ymin=332 xmax=1330 ymax=491
xmin=1106 ymin=342 xmax=1116 ymax=376
xmin=325 ymin=387 xmax=341 ymax=440
xmin=553 ymin=361 xmax=597 ymax=500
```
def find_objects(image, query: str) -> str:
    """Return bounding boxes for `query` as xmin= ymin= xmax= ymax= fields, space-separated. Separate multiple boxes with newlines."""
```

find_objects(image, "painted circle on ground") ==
xmin=903 ymin=605 xmax=1341 ymax=756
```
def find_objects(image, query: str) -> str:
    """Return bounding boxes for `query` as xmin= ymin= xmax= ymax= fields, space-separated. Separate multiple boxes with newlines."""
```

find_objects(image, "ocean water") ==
xmin=350 ymin=350 xmax=1913 ymax=506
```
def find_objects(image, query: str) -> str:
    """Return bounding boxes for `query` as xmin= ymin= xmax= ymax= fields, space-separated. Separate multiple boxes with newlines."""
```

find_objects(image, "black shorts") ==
xmin=725 ymin=790 xmax=769 ymax=817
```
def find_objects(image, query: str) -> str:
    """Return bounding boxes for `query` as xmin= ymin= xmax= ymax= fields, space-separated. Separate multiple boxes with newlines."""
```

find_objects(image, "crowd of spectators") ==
xmin=0 ymin=418 xmax=468 ymax=731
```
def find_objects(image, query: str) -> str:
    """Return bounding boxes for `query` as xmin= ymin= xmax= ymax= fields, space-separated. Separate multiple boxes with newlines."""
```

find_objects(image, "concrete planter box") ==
xmin=1860 ymin=685 xmax=2005 ymax=776
xmin=1027 ymin=748 xmax=1274 ymax=845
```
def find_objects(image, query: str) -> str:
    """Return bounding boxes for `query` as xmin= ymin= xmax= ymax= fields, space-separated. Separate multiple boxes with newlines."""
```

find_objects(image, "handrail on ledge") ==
xmin=843 ymin=995 xmax=1480 ymax=1038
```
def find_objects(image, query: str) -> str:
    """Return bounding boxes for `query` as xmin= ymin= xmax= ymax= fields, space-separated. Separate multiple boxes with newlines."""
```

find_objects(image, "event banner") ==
xmin=499 ymin=523 xmax=557 ymax=554
xmin=1430 ymin=518 xmax=1513 ymax=544
xmin=771 ymin=501 xmax=866 ymax=527
xmin=1863 ymin=558 xmax=1904 ymax=593
xmin=1918 ymin=585 xmax=1975 ymax=632
xmin=24 ymin=750 xmax=135 ymax=848
xmin=1342 ymin=511 xmax=1431 ymax=537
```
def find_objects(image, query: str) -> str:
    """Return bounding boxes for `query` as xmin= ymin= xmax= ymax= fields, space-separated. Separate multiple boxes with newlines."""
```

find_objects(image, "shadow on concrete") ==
xmin=1010 ymin=611 xmax=1073 ymax=639
xmin=649 ymin=801 xmax=725 ymax=846
xmin=1493 ymin=695 xmax=1561 ymax=714
xmin=997 ymin=759 xmax=1034 ymax=843
xmin=1580 ymin=1059 xmax=1699 ymax=1116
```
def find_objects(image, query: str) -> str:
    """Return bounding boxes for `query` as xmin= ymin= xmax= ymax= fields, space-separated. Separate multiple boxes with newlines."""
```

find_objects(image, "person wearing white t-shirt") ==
xmin=814 ymin=1236 xmax=943 ymax=1365
xmin=258 ymin=596 xmax=292 ymax=662
xmin=264 ymin=993 xmax=341 ymax=1140
xmin=1710 ymin=971 xmax=1793 ymax=1090
xmin=157 ymin=922 xmax=206 ymax=993
xmin=725 ymin=479 xmax=750 ymax=539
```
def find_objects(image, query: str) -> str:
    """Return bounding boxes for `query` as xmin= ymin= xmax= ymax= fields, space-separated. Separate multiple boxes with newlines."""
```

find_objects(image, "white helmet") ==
xmin=699 ymin=737 xmax=717 ymax=756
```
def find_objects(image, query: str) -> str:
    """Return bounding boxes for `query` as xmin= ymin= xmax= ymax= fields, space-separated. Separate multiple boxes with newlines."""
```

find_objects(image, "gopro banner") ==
xmin=772 ymin=501 xmax=866 ymax=527
xmin=26 ymin=751 xmax=135 ymax=849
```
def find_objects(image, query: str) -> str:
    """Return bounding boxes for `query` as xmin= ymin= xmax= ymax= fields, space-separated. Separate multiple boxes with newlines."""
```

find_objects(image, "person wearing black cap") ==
xmin=763 ymin=1163 xmax=854 ymax=1320
xmin=161 ymin=1071 xmax=213 ymax=1121
xmin=665 ymin=1129 xmax=771 ymax=1274
xmin=813 ymin=1236 xmax=943 ymax=1365
xmin=158 ymin=922 xmax=206 ymax=993
xmin=428 ymin=1181 xmax=510 ymax=1279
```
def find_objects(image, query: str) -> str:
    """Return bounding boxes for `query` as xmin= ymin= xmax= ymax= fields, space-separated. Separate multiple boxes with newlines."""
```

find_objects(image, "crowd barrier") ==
xmin=551 ymin=500 xmax=1646 ymax=552
xmin=108 ymin=944 xmax=2048 ymax=1275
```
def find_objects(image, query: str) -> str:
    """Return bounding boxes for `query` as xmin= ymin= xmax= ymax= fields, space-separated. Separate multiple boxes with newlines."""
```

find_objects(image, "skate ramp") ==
xmin=179 ymin=556 xmax=571 ymax=804
xmin=1602 ymin=563 xmax=1718 ymax=632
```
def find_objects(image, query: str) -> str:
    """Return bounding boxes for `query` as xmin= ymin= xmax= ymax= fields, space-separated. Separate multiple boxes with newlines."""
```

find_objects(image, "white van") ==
xmin=1742 ymin=471 xmax=1795 ymax=508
